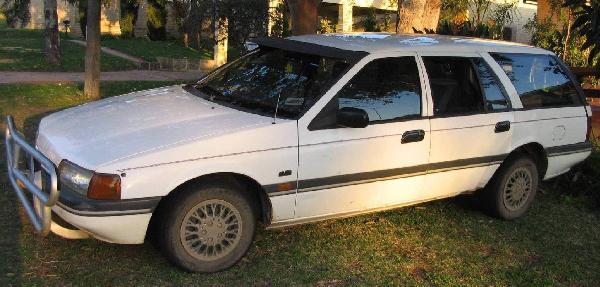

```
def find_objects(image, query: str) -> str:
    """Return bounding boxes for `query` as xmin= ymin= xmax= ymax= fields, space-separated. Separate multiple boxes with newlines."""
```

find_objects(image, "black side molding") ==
xmin=58 ymin=186 xmax=161 ymax=217
xmin=263 ymin=142 xmax=593 ymax=198
xmin=546 ymin=142 xmax=592 ymax=156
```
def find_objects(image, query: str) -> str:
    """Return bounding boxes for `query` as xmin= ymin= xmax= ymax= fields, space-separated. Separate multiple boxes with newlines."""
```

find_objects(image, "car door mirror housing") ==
xmin=338 ymin=107 xmax=369 ymax=128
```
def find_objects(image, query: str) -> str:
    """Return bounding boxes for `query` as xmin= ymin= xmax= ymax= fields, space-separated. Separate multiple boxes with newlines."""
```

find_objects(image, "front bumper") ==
xmin=6 ymin=115 xmax=160 ymax=244
xmin=52 ymin=203 xmax=153 ymax=244
xmin=53 ymin=184 xmax=162 ymax=244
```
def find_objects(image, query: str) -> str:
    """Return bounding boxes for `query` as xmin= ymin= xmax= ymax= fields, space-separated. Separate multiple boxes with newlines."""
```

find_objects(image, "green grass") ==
xmin=101 ymin=37 xmax=213 ymax=62
xmin=0 ymin=82 xmax=599 ymax=286
xmin=0 ymin=28 xmax=139 ymax=72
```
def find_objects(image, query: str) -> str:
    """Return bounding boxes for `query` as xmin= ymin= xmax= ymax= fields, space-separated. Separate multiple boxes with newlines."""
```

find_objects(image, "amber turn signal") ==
xmin=87 ymin=173 xmax=121 ymax=200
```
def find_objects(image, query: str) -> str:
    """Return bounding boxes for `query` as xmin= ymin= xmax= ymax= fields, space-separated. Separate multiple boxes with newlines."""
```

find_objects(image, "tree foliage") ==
xmin=269 ymin=1 xmax=290 ymax=37
xmin=565 ymin=0 xmax=600 ymax=65
xmin=436 ymin=0 xmax=517 ymax=40
xmin=170 ymin=0 xmax=268 ymax=53
xmin=1 ymin=0 xmax=31 ymax=27
xmin=120 ymin=0 xmax=139 ymax=38
xmin=521 ymin=0 xmax=593 ymax=67
xmin=147 ymin=0 xmax=167 ymax=40
xmin=363 ymin=8 xmax=379 ymax=32
xmin=225 ymin=0 xmax=268 ymax=53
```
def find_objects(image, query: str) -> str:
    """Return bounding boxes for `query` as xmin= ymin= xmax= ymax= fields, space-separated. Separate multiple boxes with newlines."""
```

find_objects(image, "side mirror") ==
xmin=338 ymin=107 xmax=369 ymax=128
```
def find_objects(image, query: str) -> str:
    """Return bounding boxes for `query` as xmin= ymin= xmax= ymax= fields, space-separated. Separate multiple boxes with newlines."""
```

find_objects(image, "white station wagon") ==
xmin=6 ymin=33 xmax=593 ymax=272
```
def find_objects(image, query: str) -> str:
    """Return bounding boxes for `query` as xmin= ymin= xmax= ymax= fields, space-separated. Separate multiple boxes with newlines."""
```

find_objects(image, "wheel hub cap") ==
xmin=503 ymin=167 xmax=532 ymax=211
xmin=180 ymin=199 xmax=242 ymax=261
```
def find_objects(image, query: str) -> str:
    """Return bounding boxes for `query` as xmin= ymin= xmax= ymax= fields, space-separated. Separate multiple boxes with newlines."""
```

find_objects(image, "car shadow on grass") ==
xmin=7 ymin=186 xmax=600 ymax=286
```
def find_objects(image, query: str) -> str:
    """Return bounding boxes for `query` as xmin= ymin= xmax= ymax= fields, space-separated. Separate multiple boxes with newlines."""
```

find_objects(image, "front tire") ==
xmin=483 ymin=156 xmax=539 ymax=220
xmin=159 ymin=183 xmax=256 ymax=273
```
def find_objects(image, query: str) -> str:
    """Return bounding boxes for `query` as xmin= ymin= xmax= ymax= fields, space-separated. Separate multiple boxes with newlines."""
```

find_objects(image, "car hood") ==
xmin=36 ymin=85 xmax=274 ymax=170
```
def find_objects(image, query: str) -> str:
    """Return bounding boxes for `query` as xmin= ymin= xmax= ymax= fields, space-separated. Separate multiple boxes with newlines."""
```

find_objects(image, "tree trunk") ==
xmin=44 ymin=0 xmax=60 ymax=64
xmin=84 ymin=0 xmax=101 ymax=100
xmin=182 ymin=0 xmax=201 ymax=50
xmin=422 ymin=0 xmax=442 ymax=32
xmin=396 ymin=0 xmax=441 ymax=33
xmin=563 ymin=9 xmax=573 ymax=62
xmin=288 ymin=0 xmax=320 ymax=35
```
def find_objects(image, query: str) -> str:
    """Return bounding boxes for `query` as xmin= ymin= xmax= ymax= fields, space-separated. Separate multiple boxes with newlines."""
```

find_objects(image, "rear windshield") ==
xmin=190 ymin=47 xmax=351 ymax=119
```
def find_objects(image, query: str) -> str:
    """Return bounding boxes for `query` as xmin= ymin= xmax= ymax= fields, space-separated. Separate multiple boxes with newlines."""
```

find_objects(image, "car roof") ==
xmin=288 ymin=33 xmax=551 ymax=55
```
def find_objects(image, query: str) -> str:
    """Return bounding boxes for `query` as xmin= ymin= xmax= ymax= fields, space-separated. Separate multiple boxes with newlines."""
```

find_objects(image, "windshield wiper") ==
xmin=194 ymin=84 xmax=229 ymax=103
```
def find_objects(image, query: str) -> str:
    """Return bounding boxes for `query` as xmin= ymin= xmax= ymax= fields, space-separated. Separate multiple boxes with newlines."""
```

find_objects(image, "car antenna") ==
xmin=272 ymin=91 xmax=282 ymax=124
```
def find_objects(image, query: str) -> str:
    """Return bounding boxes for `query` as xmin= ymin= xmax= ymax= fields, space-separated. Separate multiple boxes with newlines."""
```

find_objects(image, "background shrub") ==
xmin=146 ymin=0 xmax=166 ymax=40
xmin=120 ymin=0 xmax=139 ymax=38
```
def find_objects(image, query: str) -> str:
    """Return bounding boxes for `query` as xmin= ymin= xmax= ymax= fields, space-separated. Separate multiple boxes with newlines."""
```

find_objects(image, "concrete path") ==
xmin=0 ymin=70 xmax=206 ymax=84
xmin=69 ymin=40 xmax=147 ymax=64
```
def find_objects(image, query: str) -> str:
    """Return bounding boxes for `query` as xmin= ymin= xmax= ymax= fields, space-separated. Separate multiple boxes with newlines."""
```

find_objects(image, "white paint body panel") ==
xmin=512 ymin=107 xmax=589 ymax=179
xmin=51 ymin=205 xmax=151 ymax=244
xmin=296 ymin=53 xmax=430 ymax=219
xmin=33 ymin=34 xmax=592 ymax=244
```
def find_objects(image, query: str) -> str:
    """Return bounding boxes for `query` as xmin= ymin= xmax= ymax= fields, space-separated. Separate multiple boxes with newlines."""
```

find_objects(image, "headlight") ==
xmin=59 ymin=160 xmax=121 ymax=200
xmin=59 ymin=160 xmax=93 ymax=196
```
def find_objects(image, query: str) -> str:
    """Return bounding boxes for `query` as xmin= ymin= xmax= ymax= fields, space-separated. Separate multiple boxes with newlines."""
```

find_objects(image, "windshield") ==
xmin=191 ymin=47 xmax=351 ymax=119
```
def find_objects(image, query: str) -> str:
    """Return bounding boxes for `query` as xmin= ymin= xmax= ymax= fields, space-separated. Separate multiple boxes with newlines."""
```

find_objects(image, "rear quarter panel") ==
xmin=512 ymin=106 xmax=589 ymax=178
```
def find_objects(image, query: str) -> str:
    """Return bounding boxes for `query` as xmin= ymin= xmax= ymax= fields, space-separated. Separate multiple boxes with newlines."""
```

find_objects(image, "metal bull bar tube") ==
xmin=5 ymin=115 xmax=59 ymax=236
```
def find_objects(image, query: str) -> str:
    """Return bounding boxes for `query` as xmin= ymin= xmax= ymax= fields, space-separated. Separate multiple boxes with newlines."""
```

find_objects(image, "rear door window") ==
xmin=423 ymin=56 xmax=511 ymax=116
xmin=423 ymin=57 xmax=483 ymax=116
xmin=490 ymin=53 xmax=582 ymax=109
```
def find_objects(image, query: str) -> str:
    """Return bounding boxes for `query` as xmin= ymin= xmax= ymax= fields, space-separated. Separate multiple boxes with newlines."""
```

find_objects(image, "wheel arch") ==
xmin=505 ymin=142 xmax=548 ymax=179
xmin=147 ymin=172 xmax=273 ymax=240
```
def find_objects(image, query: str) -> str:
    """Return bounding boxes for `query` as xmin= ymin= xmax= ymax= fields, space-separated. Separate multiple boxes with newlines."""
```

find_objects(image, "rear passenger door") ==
xmin=419 ymin=53 xmax=514 ymax=196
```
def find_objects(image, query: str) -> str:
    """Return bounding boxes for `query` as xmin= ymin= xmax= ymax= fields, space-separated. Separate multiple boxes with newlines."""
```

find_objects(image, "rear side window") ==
xmin=423 ymin=57 xmax=485 ymax=116
xmin=491 ymin=53 xmax=582 ymax=108
xmin=335 ymin=57 xmax=422 ymax=123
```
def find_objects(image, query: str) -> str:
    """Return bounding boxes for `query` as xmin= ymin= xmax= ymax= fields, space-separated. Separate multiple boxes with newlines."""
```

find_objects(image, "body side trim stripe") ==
xmin=55 ymin=202 xmax=154 ymax=217
xmin=267 ymin=154 xmax=506 ymax=197
xmin=546 ymin=142 xmax=592 ymax=156
xmin=265 ymin=141 xmax=592 ymax=197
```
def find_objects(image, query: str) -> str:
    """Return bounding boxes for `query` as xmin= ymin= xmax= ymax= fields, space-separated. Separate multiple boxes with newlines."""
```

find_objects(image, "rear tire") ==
xmin=159 ymin=183 xmax=256 ymax=273
xmin=483 ymin=156 xmax=539 ymax=220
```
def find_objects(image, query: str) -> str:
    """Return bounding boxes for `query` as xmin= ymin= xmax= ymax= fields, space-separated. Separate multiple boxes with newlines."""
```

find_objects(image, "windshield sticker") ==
xmin=283 ymin=97 xmax=304 ymax=106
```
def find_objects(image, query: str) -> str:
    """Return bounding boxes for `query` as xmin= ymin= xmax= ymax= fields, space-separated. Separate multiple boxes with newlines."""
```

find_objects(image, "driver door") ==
xmin=294 ymin=54 xmax=431 ymax=220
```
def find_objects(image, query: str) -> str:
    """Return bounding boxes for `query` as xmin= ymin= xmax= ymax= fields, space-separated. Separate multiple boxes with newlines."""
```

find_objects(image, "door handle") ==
xmin=495 ymin=121 xmax=511 ymax=133
xmin=401 ymin=129 xmax=425 ymax=144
